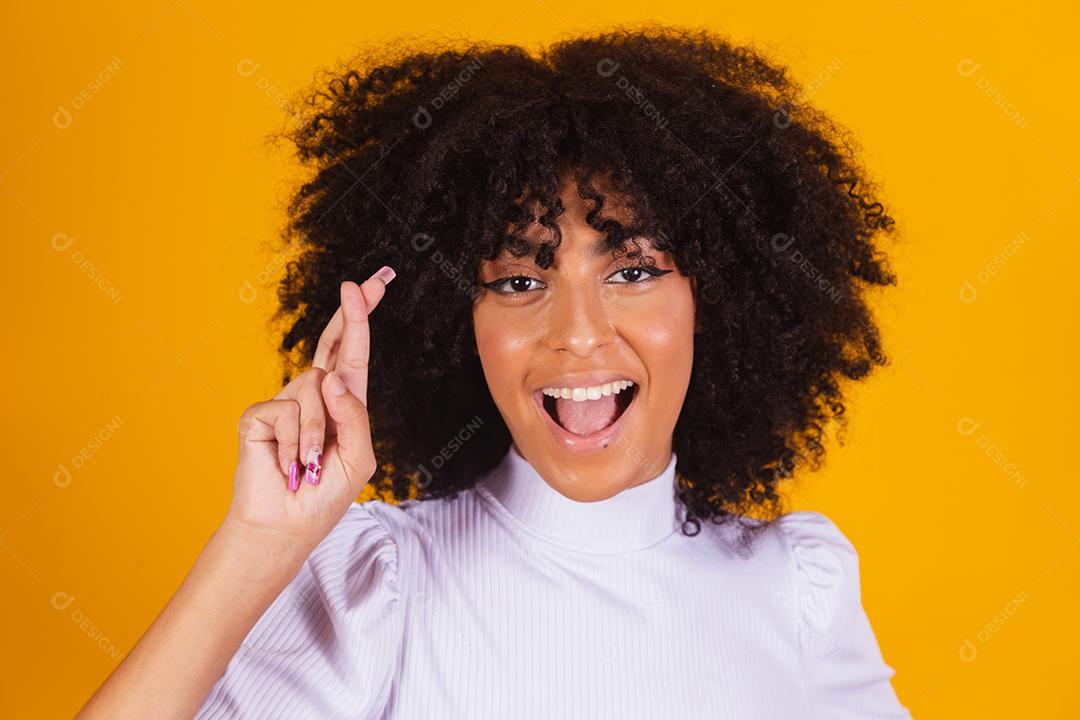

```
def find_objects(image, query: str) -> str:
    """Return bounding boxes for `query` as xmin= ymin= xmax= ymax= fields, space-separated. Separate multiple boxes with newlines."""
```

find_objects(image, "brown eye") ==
xmin=606 ymin=265 xmax=673 ymax=284
xmin=482 ymin=275 xmax=546 ymax=295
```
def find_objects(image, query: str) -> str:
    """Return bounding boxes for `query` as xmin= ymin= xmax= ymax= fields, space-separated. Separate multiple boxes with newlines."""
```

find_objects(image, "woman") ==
xmin=78 ymin=25 xmax=911 ymax=719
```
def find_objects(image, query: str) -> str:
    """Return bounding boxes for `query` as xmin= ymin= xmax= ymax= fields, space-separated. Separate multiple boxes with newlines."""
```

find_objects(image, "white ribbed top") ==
xmin=195 ymin=444 xmax=911 ymax=719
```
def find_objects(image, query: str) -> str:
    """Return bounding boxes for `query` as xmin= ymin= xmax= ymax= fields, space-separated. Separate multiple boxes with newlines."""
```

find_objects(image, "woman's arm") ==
xmin=77 ymin=270 xmax=397 ymax=719
xmin=75 ymin=521 xmax=307 ymax=720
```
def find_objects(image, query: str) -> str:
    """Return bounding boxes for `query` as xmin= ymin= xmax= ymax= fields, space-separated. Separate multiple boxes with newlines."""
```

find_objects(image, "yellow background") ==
xmin=3 ymin=1 xmax=1077 ymax=717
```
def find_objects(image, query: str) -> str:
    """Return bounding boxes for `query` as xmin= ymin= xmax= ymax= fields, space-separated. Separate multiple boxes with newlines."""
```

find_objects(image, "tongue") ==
xmin=555 ymin=395 xmax=619 ymax=436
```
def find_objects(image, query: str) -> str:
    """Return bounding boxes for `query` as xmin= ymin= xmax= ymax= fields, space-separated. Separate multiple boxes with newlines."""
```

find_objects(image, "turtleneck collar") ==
xmin=476 ymin=443 xmax=683 ymax=554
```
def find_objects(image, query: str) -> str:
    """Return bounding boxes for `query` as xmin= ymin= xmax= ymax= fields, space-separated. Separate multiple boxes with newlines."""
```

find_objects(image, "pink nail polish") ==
xmin=373 ymin=265 xmax=396 ymax=285
xmin=287 ymin=460 xmax=299 ymax=492
xmin=305 ymin=447 xmax=322 ymax=485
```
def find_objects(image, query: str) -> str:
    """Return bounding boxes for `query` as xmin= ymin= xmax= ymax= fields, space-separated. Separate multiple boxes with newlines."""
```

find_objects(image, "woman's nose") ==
xmin=545 ymin=282 xmax=617 ymax=356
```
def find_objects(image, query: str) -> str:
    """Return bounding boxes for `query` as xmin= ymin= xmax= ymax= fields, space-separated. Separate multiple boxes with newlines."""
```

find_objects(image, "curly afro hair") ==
xmin=269 ymin=24 xmax=899 ymax=548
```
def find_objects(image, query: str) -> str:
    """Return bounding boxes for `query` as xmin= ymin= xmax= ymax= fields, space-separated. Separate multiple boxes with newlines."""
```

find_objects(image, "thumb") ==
xmin=321 ymin=370 xmax=376 ymax=489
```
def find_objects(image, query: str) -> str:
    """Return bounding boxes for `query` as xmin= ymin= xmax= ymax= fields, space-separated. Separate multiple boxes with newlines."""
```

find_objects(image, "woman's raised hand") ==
xmin=224 ymin=266 xmax=396 ymax=560
xmin=72 ymin=268 xmax=398 ymax=720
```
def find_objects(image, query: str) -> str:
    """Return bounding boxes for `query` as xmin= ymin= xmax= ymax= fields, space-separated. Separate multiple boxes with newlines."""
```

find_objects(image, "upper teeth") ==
xmin=541 ymin=380 xmax=634 ymax=402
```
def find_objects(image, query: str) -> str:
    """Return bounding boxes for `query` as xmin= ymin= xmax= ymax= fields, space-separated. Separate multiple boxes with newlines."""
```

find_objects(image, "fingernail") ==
xmin=325 ymin=371 xmax=346 ymax=397
xmin=373 ymin=265 xmax=396 ymax=285
xmin=305 ymin=447 xmax=322 ymax=485
xmin=287 ymin=460 xmax=299 ymax=492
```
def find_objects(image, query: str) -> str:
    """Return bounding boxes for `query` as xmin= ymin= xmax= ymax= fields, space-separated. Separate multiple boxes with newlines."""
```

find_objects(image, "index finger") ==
xmin=336 ymin=266 xmax=396 ymax=405
xmin=312 ymin=305 xmax=343 ymax=370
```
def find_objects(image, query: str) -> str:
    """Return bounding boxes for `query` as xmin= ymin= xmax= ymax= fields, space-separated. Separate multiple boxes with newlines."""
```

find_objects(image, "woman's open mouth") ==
xmin=532 ymin=381 xmax=639 ymax=454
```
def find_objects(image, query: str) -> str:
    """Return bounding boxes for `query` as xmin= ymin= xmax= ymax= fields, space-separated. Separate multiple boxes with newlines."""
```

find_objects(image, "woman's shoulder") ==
xmin=765 ymin=511 xmax=911 ymax=716
xmin=312 ymin=497 xmax=401 ymax=566
xmin=326 ymin=492 xmax=437 ymax=538
xmin=702 ymin=509 xmax=857 ymax=563
xmin=771 ymin=510 xmax=860 ymax=571
xmin=699 ymin=510 xmax=865 ymax=626
xmin=351 ymin=483 xmax=494 ymax=537
xmin=768 ymin=510 xmax=862 ymax=615
xmin=233 ymin=500 xmax=404 ymax=659
xmin=198 ymin=500 xmax=409 ymax=717
xmin=325 ymin=491 xmax=480 ymax=568
xmin=348 ymin=491 xmax=464 ymax=542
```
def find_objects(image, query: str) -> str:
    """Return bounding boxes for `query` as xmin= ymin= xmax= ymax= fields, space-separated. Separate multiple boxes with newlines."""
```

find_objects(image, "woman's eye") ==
xmin=482 ymin=265 xmax=672 ymax=294
xmin=606 ymin=265 xmax=672 ymax=284
xmin=482 ymin=275 xmax=546 ymax=295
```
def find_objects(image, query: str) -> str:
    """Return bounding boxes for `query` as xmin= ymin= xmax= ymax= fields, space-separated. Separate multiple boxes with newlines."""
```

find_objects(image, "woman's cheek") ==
xmin=473 ymin=305 xmax=538 ymax=398
xmin=620 ymin=285 xmax=696 ymax=396
xmin=618 ymin=283 xmax=696 ymax=346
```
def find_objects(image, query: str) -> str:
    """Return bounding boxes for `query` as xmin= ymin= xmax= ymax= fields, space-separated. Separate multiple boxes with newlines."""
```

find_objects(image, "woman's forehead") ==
xmin=487 ymin=231 xmax=660 ymax=265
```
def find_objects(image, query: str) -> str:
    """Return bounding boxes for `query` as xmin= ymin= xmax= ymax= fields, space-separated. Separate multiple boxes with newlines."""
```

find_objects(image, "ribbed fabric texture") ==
xmin=195 ymin=444 xmax=911 ymax=719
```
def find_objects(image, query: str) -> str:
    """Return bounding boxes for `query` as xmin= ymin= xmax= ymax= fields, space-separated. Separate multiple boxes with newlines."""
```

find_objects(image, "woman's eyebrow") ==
xmin=497 ymin=233 xmax=657 ymax=261
xmin=589 ymin=237 xmax=614 ymax=259
xmin=592 ymin=234 xmax=658 ymax=258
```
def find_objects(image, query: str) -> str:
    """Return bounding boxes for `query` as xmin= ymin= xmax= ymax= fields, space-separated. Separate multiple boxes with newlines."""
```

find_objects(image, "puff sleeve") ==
xmin=777 ymin=511 xmax=913 ymax=719
xmin=195 ymin=502 xmax=405 ymax=719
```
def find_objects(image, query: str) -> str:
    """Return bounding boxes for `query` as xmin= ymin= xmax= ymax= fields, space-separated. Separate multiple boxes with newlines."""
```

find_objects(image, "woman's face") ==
xmin=473 ymin=175 xmax=697 ymax=501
